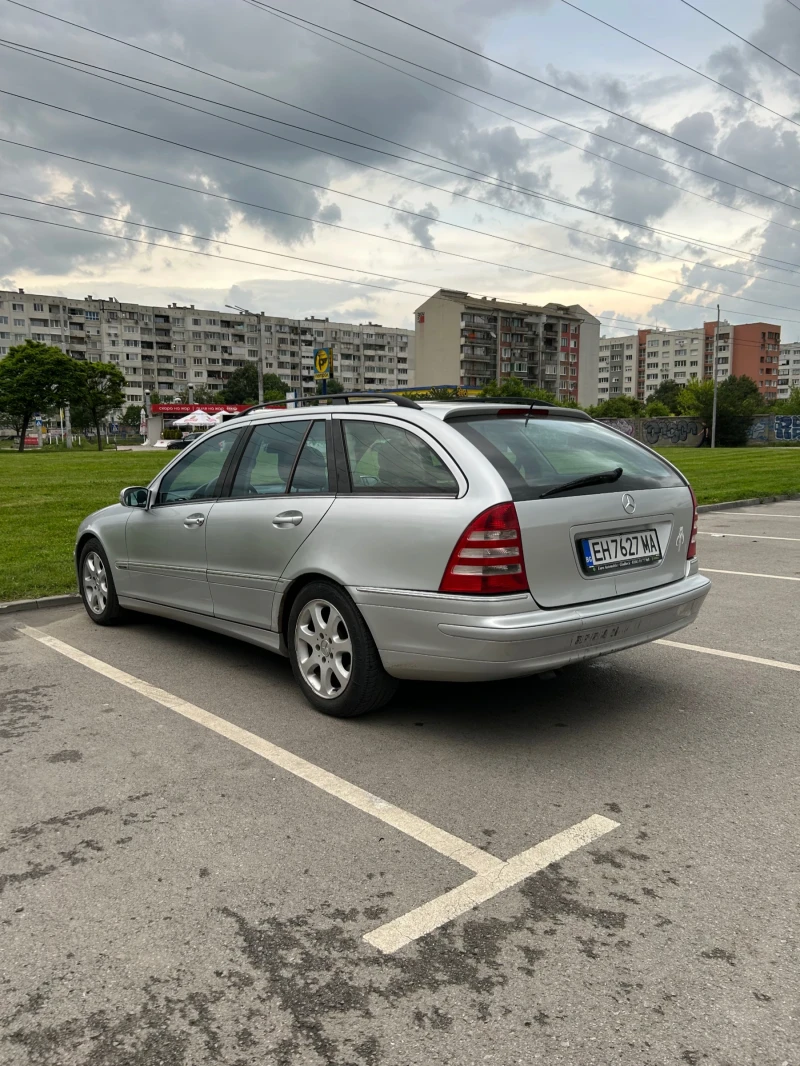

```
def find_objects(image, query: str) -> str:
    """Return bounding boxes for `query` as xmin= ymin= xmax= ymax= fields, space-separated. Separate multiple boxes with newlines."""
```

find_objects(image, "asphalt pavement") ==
xmin=1 ymin=501 xmax=798 ymax=1066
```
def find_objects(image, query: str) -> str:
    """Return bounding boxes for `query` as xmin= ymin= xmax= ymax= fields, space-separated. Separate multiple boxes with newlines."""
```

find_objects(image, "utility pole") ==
xmin=711 ymin=303 xmax=720 ymax=449
xmin=65 ymin=402 xmax=73 ymax=449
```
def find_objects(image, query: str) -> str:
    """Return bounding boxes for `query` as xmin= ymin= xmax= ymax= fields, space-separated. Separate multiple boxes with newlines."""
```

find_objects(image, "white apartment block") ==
xmin=597 ymin=327 xmax=708 ymax=404
xmin=778 ymin=342 xmax=800 ymax=398
xmin=0 ymin=289 xmax=414 ymax=407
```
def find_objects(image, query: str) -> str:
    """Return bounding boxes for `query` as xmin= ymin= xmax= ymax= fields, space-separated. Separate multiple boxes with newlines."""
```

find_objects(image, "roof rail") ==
xmin=235 ymin=391 xmax=422 ymax=416
xmin=422 ymin=395 xmax=559 ymax=408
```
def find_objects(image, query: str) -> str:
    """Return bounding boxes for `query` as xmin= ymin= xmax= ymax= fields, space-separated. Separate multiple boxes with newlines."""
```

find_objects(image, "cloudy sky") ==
xmin=1 ymin=0 xmax=800 ymax=338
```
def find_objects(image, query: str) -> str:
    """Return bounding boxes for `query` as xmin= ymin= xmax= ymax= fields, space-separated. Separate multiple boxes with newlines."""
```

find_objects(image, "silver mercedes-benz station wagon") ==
xmin=76 ymin=396 xmax=710 ymax=717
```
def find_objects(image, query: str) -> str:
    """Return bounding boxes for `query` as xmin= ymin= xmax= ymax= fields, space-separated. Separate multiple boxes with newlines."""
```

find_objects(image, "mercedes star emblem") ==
xmin=621 ymin=493 xmax=636 ymax=514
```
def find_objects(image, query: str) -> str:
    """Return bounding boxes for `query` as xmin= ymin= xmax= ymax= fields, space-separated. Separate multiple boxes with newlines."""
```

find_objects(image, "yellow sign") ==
xmin=314 ymin=347 xmax=332 ymax=379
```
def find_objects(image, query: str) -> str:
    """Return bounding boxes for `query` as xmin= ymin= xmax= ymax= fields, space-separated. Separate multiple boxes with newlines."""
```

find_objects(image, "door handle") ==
xmin=184 ymin=513 xmax=206 ymax=528
xmin=273 ymin=510 xmax=303 ymax=528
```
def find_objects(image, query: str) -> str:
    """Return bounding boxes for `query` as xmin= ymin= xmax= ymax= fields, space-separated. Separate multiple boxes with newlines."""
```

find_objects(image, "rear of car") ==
xmin=352 ymin=403 xmax=709 ymax=682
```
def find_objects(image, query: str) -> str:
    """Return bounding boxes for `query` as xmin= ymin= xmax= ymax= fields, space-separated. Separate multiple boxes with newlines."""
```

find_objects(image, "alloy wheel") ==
xmin=294 ymin=598 xmax=353 ymax=699
xmin=83 ymin=551 xmax=108 ymax=615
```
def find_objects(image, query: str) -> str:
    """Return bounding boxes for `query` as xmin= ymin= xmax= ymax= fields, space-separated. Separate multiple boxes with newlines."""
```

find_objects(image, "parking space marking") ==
xmin=697 ymin=532 xmax=800 ymax=542
xmin=19 ymin=625 xmax=502 ymax=877
xmin=657 ymin=639 xmax=800 ymax=672
xmin=704 ymin=512 xmax=800 ymax=519
xmin=700 ymin=568 xmax=800 ymax=582
xmin=364 ymin=815 xmax=618 ymax=954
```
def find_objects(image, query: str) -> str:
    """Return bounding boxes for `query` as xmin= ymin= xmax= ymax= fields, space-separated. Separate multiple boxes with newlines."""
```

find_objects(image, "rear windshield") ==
xmin=450 ymin=414 xmax=684 ymax=501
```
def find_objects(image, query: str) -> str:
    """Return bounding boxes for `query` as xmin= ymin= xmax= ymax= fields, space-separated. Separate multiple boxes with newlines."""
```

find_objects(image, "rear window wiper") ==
xmin=539 ymin=467 xmax=623 ymax=499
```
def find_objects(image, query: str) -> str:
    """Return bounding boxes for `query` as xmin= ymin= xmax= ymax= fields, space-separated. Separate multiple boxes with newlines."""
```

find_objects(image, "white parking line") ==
xmin=364 ymin=815 xmax=617 ymax=954
xmin=700 ymin=568 xmax=800 ymax=582
xmin=20 ymin=624 xmax=619 ymax=953
xmin=19 ymin=624 xmax=501 ymax=877
xmin=656 ymin=639 xmax=800 ymax=672
xmin=705 ymin=513 xmax=800 ymax=519
xmin=697 ymin=532 xmax=800 ymax=543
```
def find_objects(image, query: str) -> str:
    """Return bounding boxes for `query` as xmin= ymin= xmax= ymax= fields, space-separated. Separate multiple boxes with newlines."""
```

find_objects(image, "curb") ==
xmin=698 ymin=493 xmax=800 ymax=513
xmin=0 ymin=593 xmax=81 ymax=615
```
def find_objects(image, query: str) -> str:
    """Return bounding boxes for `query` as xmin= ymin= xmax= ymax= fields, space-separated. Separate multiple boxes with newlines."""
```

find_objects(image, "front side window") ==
xmin=450 ymin=413 xmax=683 ymax=500
xmin=231 ymin=419 xmax=329 ymax=496
xmin=156 ymin=429 xmax=242 ymax=505
xmin=342 ymin=420 xmax=458 ymax=494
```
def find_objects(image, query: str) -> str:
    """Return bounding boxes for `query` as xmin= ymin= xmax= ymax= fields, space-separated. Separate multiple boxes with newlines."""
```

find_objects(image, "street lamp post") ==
xmin=226 ymin=303 xmax=263 ymax=404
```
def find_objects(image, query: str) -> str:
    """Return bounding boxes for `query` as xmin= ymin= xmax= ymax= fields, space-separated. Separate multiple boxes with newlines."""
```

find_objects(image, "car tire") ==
xmin=79 ymin=537 xmax=127 ymax=626
xmin=287 ymin=580 xmax=398 ymax=717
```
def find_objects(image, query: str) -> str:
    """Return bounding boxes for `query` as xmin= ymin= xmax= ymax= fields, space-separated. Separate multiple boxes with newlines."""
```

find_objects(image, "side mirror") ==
xmin=120 ymin=486 xmax=149 ymax=508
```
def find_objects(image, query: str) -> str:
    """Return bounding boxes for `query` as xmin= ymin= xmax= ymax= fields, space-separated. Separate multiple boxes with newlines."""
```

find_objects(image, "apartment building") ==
xmin=593 ymin=320 xmax=783 ymax=406
xmin=0 ymin=289 xmax=415 ymax=407
xmin=778 ymin=341 xmax=800 ymax=399
xmin=263 ymin=316 xmax=413 ymax=396
xmin=413 ymin=289 xmax=601 ymax=405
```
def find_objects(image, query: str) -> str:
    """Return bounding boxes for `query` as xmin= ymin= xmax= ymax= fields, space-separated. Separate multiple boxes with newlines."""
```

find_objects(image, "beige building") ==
xmin=413 ymin=289 xmax=600 ymax=405
xmin=0 ymin=288 xmax=414 ymax=407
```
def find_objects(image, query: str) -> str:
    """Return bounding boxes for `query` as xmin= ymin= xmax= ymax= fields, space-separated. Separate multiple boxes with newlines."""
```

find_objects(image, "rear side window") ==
xmin=342 ymin=420 xmax=458 ymax=495
xmin=451 ymin=415 xmax=683 ymax=500
xmin=232 ymin=420 xmax=312 ymax=496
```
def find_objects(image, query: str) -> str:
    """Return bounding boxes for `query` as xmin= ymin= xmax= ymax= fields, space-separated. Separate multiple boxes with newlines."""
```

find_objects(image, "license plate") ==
xmin=571 ymin=623 xmax=630 ymax=647
xmin=580 ymin=529 xmax=661 ymax=574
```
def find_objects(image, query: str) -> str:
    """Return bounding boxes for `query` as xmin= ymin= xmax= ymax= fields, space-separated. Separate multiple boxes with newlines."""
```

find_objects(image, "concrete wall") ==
xmin=746 ymin=414 xmax=800 ymax=443
xmin=600 ymin=417 xmax=706 ymax=447
xmin=600 ymin=414 xmax=800 ymax=446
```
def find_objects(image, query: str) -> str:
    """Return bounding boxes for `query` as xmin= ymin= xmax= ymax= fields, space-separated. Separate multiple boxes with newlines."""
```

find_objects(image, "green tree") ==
xmin=221 ymin=363 xmax=259 ymax=404
xmin=772 ymin=386 xmax=800 ymax=415
xmin=122 ymin=403 xmax=143 ymax=429
xmin=678 ymin=374 xmax=762 ymax=446
xmin=479 ymin=377 xmax=560 ymax=403
xmin=645 ymin=400 xmax=671 ymax=417
xmin=648 ymin=379 xmax=683 ymax=414
xmin=70 ymin=361 xmax=126 ymax=451
xmin=0 ymin=340 xmax=82 ymax=451
xmin=588 ymin=395 xmax=645 ymax=419
xmin=316 ymin=377 xmax=345 ymax=395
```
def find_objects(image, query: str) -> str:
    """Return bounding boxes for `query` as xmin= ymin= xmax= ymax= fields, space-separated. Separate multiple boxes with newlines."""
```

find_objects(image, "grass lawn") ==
xmin=0 ymin=445 xmax=798 ymax=601
xmin=0 ymin=449 xmax=171 ymax=602
xmin=656 ymin=447 xmax=800 ymax=505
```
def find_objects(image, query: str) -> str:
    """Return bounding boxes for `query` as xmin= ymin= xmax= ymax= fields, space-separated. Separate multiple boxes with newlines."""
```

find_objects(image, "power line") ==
xmin=6 ymin=87 xmax=800 ymax=320
xmin=9 ymin=0 xmax=800 ymax=239
xmin=786 ymin=0 xmax=800 ymax=12
xmin=678 ymin=0 xmax=800 ymax=81
xmin=0 ymin=204 xmax=785 ymax=349
xmin=6 ymin=42 xmax=800 ymax=295
xmin=559 ymin=0 xmax=800 ymax=131
xmin=342 ymin=0 xmax=800 ymax=196
xmin=9 ymin=135 xmax=800 ymax=316
xmin=248 ymin=2 xmax=800 ymax=226
xmin=4 ymin=196 xmax=799 ymax=325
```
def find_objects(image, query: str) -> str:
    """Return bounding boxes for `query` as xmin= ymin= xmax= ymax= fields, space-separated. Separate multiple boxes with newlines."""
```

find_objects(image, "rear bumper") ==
xmin=351 ymin=573 xmax=711 ymax=681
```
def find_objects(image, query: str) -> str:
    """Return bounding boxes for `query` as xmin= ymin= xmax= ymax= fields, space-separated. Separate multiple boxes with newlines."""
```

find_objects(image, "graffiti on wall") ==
xmin=774 ymin=414 xmax=800 ymax=441
xmin=746 ymin=417 xmax=771 ymax=442
xmin=603 ymin=418 xmax=636 ymax=437
xmin=643 ymin=418 xmax=705 ymax=447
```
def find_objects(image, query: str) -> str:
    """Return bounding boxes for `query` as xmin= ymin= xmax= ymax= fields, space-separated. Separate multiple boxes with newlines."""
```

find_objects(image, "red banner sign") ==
xmin=151 ymin=403 xmax=251 ymax=414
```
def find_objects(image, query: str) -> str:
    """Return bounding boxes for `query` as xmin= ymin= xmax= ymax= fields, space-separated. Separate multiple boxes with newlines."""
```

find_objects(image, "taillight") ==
xmin=439 ymin=502 xmax=529 ymax=594
xmin=687 ymin=485 xmax=698 ymax=559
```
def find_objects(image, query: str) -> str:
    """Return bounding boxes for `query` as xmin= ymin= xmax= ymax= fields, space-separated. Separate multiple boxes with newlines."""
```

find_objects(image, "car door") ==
xmin=124 ymin=426 xmax=244 ymax=614
xmin=296 ymin=413 xmax=465 ymax=592
xmin=205 ymin=416 xmax=335 ymax=629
